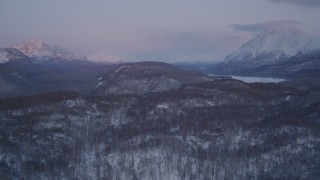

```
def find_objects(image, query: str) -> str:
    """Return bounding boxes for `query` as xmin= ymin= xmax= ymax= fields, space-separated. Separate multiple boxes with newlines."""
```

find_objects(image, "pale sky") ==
xmin=1 ymin=0 xmax=320 ymax=62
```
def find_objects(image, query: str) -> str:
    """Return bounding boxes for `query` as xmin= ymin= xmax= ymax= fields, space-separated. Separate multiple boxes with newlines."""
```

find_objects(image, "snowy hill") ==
xmin=95 ymin=61 xmax=208 ymax=95
xmin=226 ymin=25 xmax=319 ymax=64
xmin=13 ymin=40 xmax=87 ymax=63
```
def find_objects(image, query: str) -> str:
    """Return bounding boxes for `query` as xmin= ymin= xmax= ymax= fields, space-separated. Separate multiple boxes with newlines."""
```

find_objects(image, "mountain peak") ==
xmin=12 ymin=40 xmax=87 ymax=63
xmin=13 ymin=40 xmax=50 ymax=57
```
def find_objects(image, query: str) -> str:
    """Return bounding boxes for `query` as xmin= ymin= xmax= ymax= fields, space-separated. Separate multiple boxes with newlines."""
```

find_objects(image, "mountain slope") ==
xmin=250 ymin=49 xmax=320 ymax=78
xmin=207 ymin=48 xmax=320 ymax=78
xmin=0 ymin=48 xmax=34 ymax=97
xmin=0 ymin=48 xmax=31 ymax=63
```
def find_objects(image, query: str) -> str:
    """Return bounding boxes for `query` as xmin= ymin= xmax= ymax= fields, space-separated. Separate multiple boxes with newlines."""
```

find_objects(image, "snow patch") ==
xmin=109 ymin=107 xmax=130 ymax=127
xmin=181 ymin=98 xmax=215 ymax=107
xmin=185 ymin=135 xmax=211 ymax=150
xmin=156 ymin=103 xmax=170 ymax=109
xmin=95 ymin=82 xmax=104 ymax=89
xmin=64 ymin=99 xmax=87 ymax=108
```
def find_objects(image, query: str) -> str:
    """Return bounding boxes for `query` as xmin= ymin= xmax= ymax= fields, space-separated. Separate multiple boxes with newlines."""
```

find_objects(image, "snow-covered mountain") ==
xmin=13 ymin=40 xmax=87 ymax=63
xmin=0 ymin=47 xmax=31 ymax=63
xmin=225 ymin=25 xmax=319 ymax=64
xmin=206 ymin=24 xmax=320 ymax=78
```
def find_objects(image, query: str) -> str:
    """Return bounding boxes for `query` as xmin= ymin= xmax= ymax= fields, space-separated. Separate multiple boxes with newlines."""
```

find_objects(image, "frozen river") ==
xmin=208 ymin=74 xmax=285 ymax=83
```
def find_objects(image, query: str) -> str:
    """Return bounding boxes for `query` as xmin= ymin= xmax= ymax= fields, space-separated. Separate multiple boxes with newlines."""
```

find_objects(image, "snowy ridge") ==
xmin=226 ymin=25 xmax=319 ymax=63
xmin=13 ymin=40 xmax=87 ymax=62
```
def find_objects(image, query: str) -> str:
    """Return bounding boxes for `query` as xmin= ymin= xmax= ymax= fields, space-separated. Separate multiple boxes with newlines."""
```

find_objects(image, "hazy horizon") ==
xmin=1 ymin=0 xmax=320 ymax=62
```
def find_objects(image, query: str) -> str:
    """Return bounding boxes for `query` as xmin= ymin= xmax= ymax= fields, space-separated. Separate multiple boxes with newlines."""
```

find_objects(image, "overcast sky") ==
xmin=1 ymin=0 xmax=320 ymax=62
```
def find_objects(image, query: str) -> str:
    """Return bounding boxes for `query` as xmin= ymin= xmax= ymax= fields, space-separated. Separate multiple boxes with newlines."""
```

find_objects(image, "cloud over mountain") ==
xmin=229 ymin=20 xmax=301 ymax=33
xmin=269 ymin=0 xmax=320 ymax=7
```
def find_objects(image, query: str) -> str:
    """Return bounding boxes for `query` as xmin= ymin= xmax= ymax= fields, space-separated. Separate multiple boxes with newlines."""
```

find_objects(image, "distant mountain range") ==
xmin=1 ymin=40 xmax=89 ymax=65
xmin=12 ymin=40 xmax=87 ymax=63
xmin=1 ymin=40 xmax=128 ymax=65
xmin=0 ymin=42 xmax=113 ymax=98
